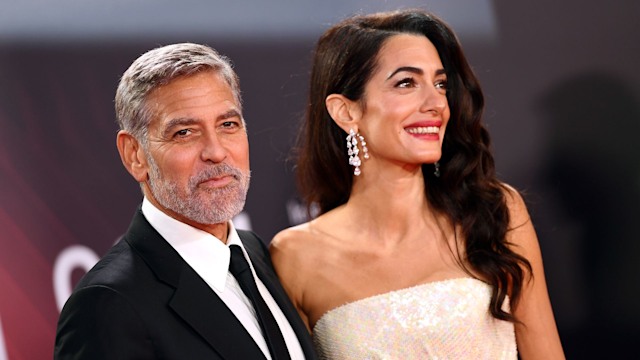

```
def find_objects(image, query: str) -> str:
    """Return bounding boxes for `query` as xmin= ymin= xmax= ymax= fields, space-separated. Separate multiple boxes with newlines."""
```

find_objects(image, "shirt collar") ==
xmin=141 ymin=197 xmax=245 ymax=293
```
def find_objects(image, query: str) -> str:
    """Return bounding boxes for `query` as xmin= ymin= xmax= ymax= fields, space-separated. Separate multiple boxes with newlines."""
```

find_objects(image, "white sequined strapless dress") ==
xmin=312 ymin=278 xmax=517 ymax=359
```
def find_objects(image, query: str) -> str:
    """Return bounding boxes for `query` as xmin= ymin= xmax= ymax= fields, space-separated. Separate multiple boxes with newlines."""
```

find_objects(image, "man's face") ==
xmin=141 ymin=70 xmax=250 ymax=226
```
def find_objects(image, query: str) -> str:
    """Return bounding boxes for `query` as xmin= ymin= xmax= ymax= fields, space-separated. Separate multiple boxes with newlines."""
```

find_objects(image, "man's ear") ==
xmin=116 ymin=131 xmax=149 ymax=183
xmin=326 ymin=94 xmax=362 ymax=133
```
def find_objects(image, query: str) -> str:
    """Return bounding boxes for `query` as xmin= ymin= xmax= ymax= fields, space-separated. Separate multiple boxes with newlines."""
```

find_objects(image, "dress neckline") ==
xmin=312 ymin=277 xmax=487 ymax=332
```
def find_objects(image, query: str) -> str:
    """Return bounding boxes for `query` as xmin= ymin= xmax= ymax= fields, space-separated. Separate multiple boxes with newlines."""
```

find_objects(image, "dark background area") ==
xmin=0 ymin=1 xmax=638 ymax=358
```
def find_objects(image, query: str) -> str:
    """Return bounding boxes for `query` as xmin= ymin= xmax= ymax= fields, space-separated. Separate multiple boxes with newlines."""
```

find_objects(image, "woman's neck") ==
xmin=343 ymin=166 xmax=440 ymax=245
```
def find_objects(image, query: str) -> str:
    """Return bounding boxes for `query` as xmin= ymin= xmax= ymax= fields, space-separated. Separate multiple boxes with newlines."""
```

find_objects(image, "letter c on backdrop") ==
xmin=52 ymin=245 xmax=100 ymax=312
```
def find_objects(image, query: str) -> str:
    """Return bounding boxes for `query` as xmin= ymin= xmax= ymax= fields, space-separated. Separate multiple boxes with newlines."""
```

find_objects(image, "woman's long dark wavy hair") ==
xmin=295 ymin=9 xmax=532 ymax=322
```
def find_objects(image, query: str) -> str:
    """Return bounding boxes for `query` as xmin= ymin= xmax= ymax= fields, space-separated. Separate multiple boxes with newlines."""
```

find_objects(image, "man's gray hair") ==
xmin=115 ymin=43 xmax=241 ymax=143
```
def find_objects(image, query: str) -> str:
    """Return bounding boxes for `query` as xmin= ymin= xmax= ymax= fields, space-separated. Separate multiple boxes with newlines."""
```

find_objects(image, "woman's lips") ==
xmin=404 ymin=121 xmax=442 ymax=139
xmin=405 ymin=126 xmax=440 ymax=135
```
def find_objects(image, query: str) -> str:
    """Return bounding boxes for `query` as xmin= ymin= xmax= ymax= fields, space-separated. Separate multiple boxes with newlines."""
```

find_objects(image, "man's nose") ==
xmin=200 ymin=132 xmax=228 ymax=163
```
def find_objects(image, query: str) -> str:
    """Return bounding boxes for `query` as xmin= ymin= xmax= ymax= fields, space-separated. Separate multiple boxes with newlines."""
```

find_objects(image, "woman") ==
xmin=270 ymin=9 xmax=564 ymax=359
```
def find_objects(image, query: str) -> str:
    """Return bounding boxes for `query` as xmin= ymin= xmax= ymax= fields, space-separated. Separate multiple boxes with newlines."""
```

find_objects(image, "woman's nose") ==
xmin=419 ymin=87 xmax=448 ymax=115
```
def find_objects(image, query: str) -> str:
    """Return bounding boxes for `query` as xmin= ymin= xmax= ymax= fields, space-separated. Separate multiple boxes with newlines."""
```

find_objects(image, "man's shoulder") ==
xmin=74 ymin=239 xmax=146 ymax=291
xmin=236 ymin=229 xmax=262 ymax=243
xmin=237 ymin=229 xmax=269 ymax=253
xmin=237 ymin=229 xmax=275 ymax=273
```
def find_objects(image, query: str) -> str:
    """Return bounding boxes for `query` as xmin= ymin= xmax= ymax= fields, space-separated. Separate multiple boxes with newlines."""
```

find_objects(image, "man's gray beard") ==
xmin=146 ymin=155 xmax=250 ymax=225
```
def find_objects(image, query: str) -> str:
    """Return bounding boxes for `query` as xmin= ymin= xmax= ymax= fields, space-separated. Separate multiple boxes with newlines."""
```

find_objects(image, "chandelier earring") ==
xmin=346 ymin=128 xmax=369 ymax=176
xmin=433 ymin=161 xmax=441 ymax=177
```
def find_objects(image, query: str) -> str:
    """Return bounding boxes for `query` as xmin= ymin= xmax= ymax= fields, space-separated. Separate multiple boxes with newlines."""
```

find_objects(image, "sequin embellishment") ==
xmin=313 ymin=278 xmax=516 ymax=359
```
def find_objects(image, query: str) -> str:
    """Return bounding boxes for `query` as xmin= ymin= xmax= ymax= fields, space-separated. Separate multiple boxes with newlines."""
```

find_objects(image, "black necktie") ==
xmin=228 ymin=245 xmax=291 ymax=360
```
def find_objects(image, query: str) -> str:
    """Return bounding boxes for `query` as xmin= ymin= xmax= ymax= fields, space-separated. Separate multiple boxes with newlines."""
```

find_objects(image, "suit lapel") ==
xmin=124 ymin=209 xmax=267 ymax=360
xmin=169 ymin=267 xmax=267 ymax=359
xmin=240 ymin=230 xmax=318 ymax=360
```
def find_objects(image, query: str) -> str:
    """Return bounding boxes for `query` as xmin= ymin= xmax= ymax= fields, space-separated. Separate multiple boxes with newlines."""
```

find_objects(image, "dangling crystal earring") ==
xmin=433 ymin=161 xmax=441 ymax=177
xmin=346 ymin=129 xmax=369 ymax=176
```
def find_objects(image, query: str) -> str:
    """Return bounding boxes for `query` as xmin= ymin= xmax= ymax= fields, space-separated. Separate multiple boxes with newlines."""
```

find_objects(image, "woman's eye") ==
xmin=435 ymin=79 xmax=448 ymax=90
xmin=395 ymin=77 xmax=416 ymax=88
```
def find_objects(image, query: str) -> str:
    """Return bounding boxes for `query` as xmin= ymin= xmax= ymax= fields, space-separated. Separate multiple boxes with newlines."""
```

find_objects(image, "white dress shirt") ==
xmin=142 ymin=198 xmax=305 ymax=360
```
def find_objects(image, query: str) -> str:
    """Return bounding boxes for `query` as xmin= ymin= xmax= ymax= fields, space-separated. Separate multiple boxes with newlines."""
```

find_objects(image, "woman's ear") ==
xmin=116 ymin=131 xmax=149 ymax=183
xmin=326 ymin=94 xmax=362 ymax=133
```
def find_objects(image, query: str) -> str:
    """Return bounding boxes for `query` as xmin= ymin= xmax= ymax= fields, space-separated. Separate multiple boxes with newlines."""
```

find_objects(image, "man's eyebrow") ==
xmin=161 ymin=117 xmax=198 ymax=138
xmin=219 ymin=108 xmax=242 ymax=120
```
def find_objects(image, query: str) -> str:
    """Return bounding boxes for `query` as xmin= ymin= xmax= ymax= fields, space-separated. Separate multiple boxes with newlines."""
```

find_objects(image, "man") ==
xmin=54 ymin=43 xmax=316 ymax=360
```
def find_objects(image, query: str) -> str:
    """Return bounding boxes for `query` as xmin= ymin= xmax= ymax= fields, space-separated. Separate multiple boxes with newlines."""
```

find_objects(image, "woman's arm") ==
xmin=504 ymin=186 xmax=565 ymax=359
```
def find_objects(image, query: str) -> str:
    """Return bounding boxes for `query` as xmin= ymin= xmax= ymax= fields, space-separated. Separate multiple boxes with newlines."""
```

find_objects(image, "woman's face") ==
xmin=357 ymin=33 xmax=450 ymax=172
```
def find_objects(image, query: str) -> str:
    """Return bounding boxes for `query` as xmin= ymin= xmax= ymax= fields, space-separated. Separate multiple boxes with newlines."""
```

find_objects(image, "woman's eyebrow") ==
xmin=387 ymin=66 xmax=446 ymax=80
xmin=387 ymin=66 xmax=423 ymax=79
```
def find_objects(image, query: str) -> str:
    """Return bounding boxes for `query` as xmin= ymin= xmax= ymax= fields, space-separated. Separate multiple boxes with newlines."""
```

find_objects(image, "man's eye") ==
xmin=222 ymin=121 xmax=240 ymax=128
xmin=174 ymin=129 xmax=191 ymax=137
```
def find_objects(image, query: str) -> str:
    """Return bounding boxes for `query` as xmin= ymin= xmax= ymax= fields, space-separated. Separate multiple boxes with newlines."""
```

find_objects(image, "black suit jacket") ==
xmin=54 ymin=208 xmax=317 ymax=359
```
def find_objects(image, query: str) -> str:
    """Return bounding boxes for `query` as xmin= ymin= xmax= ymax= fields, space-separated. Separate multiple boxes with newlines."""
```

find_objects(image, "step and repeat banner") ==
xmin=1 ymin=1 xmax=639 ymax=358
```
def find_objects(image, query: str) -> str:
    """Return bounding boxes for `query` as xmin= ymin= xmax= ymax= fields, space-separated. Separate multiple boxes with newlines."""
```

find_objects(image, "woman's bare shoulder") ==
xmin=270 ymin=207 xmax=349 ymax=272
xmin=271 ymin=222 xmax=316 ymax=254
xmin=500 ymin=182 xmax=531 ymax=228
xmin=270 ymin=221 xmax=328 ymax=271
xmin=498 ymin=182 xmax=540 ymax=264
